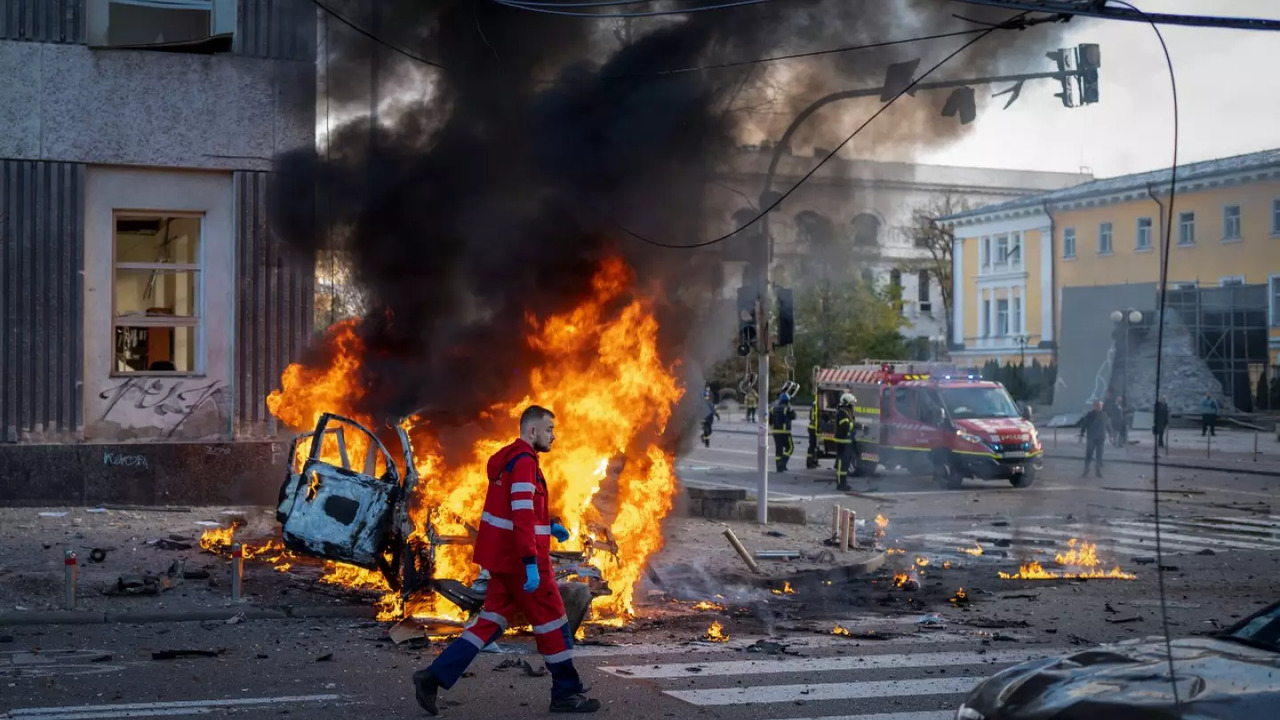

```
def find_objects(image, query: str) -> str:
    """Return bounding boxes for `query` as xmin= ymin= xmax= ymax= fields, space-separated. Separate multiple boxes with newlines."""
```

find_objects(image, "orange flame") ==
xmin=998 ymin=560 xmax=1136 ymax=580
xmin=1054 ymin=538 xmax=1101 ymax=568
xmin=692 ymin=601 xmax=725 ymax=611
xmin=949 ymin=587 xmax=968 ymax=604
xmin=832 ymin=625 xmax=851 ymax=636
xmin=958 ymin=542 xmax=983 ymax=557
xmin=770 ymin=581 xmax=796 ymax=596
xmin=704 ymin=621 xmax=729 ymax=643
xmin=266 ymin=258 xmax=684 ymax=622
xmin=915 ymin=556 xmax=930 ymax=567
xmin=199 ymin=526 xmax=236 ymax=553
xmin=874 ymin=514 xmax=889 ymax=530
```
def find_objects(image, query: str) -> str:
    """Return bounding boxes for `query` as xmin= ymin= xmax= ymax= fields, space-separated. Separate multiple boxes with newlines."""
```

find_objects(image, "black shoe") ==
xmin=413 ymin=669 xmax=439 ymax=716
xmin=550 ymin=694 xmax=601 ymax=713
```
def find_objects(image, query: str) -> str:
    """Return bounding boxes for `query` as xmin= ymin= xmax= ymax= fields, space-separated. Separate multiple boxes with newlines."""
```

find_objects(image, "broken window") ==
xmin=112 ymin=214 xmax=201 ymax=374
xmin=87 ymin=0 xmax=236 ymax=52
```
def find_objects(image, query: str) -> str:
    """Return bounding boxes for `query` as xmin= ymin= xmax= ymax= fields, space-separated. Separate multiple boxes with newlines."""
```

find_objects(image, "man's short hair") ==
xmin=520 ymin=405 xmax=555 ymax=432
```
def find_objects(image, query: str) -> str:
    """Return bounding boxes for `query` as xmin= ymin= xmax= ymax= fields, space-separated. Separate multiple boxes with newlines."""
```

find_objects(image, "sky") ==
xmin=915 ymin=0 xmax=1280 ymax=177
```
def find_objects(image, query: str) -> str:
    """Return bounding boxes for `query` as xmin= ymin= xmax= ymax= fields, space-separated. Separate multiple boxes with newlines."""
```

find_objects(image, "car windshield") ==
xmin=940 ymin=387 xmax=1020 ymax=420
xmin=1225 ymin=602 xmax=1280 ymax=652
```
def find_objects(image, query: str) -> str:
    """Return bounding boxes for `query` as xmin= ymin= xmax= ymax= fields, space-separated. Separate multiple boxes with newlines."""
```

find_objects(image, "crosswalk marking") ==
xmin=600 ymin=648 xmax=1048 ymax=679
xmin=664 ymin=676 xmax=985 ymax=705
xmin=901 ymin=515 xmax=1280 ymax=560
xmin=781 ymin=713 xmax=951 ymax=720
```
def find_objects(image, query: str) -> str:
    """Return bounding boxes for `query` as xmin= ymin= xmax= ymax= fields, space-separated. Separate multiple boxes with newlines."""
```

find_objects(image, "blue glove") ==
xmin=523 ymin=563 xmax=540 ymax=593
xmin=550 ymin=522 xmax=570 ymax=542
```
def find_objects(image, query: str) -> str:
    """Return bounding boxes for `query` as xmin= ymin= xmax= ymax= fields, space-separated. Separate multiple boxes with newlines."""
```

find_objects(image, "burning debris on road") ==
xmin=1000 ymin=537 xmax=1136 ymax=580
xmin=959 ymin=542 xmax=985 ymax=557
xmin=703 ymin=621 xmax=729 ymax=643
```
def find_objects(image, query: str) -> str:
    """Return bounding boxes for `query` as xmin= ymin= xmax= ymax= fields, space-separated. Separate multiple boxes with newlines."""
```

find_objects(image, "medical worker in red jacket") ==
xmin=413 ymin=405 xmax=600 ymax=715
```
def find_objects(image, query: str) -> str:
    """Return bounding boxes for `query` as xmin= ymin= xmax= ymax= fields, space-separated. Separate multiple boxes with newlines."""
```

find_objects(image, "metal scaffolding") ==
xmin=1163 ymin=283 xmax=1271 ymax=412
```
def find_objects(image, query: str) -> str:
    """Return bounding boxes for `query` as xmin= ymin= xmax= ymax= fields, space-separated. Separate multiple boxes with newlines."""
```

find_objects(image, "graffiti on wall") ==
xmin=97 ymin=378 xmax=228 ymax=439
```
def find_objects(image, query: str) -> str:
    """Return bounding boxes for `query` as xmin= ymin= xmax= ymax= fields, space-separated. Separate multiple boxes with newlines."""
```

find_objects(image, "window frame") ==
xmin=1272 ymin=199 xmax=1280 ymax=236
xmin=1178 ymin=211 xmax=1196 ymax=246
xmin=87 ymin=0 xmax=236 ymax=50
xmin=1219 ymin=275 xmax=1245 ymax=287
xmin=1270 ymin=275 xmax=1280 ymax=327
xmin=1223 ymin=204 xmax=1242 ymax=241
xmin=1136 ymin=217 xmax=1153 ymax=251
xmin=110 ymin=210 xmax=205 ymax=377
xmin=1098 ymin=221 xmax=1114 ymax=255
xmin=994 ymin=234 xmax=1009 ymax=267
xmin=1062 ymin=227 xmax=1077 ymax=259
xmin=1012 ymin=295 xmax=1022 ymax=335
xmin=996 ymin=298 xmax=1010 ymax=337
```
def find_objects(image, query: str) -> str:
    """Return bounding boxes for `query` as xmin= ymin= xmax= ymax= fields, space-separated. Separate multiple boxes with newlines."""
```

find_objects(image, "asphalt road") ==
xmin=4 ymin=427 xmax=1279 ymax=720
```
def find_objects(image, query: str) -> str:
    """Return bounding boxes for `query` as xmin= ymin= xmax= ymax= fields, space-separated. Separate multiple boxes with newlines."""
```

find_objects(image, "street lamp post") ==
xmin=1013 ymin=335 xmax=1028 ymax=400
xmin=1109 ymin=309 xmax=1143 ymax=398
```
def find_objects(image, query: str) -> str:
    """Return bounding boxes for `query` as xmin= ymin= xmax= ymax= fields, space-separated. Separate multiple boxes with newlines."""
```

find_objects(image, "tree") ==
xmin=894 ymin=194 xmax=970 ymax=343
xmin=790 ymin=270 xmax=907 ymax=399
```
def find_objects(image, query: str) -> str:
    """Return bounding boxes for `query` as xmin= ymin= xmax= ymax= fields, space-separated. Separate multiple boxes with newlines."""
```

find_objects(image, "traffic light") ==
xmin=736 ymin=286 xmax=758 ymax=357
xmin=1076 ymin=43 xmax=1101 ymax=105
xmin=776 ymin=287 xmax=794 ymax=347
xmin=1045 ymin=48 xmax=1074 ymax=108
xmin=941 ymin=86 xmax=977 ymax=125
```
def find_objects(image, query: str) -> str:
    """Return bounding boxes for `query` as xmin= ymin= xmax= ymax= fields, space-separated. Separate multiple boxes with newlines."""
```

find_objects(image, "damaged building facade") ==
xmin=945 ymin=148 xmax=1280 ymax=416
xmin=0 ymin=0 xmax=316 ymax=505
xmin=709 ymin=146 xmax=1088 ymax=357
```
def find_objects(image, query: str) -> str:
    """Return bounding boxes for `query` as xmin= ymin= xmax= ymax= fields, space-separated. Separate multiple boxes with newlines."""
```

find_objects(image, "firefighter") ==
xmin=769 ymin=392 xmax=797 ymax=472
xmin=412 ymin=405 xmax=600 ymax=715
xmin=805 ymin=399 xmax=820 ymax=469
xmin=700 ymin=390 xmax=720 ymax=448
xmin=833 ymin=392 xmax=856 ymax=491
xmin=744 ymin=389 xmax=759 ymax=423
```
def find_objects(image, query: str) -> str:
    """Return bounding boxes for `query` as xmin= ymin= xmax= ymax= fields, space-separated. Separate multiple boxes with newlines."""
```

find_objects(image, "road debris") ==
xmin=722 ymin=528 xmax=761 ymax=574
xmin=151 ymin=649 xmax=222 ymax=660
xmin=703 ymin=621 xmax=729 ymax=643
xmin=105 ymin=560 xmax=186 ymax=595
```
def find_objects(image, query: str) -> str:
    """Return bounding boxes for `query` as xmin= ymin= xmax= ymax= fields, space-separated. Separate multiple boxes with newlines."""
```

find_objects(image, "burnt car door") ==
xmin=276 ymin=413 xmax=403 ymax=576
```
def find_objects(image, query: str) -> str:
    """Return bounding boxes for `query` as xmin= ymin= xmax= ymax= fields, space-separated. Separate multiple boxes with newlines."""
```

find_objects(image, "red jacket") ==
xmin=472 ymin=438 xmax=552 ymax=573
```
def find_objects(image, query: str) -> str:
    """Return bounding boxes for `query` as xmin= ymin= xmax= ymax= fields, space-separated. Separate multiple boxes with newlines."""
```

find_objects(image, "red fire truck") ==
xmin=812 ymin=360 xmax=1042 ymax=488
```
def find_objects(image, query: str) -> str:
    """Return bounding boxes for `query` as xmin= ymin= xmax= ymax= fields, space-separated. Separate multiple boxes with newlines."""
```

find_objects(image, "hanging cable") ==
xmin=617 ymin=12 xmax=1030 ymax=250
xmin=491 ymin=0 xmax=780 ymax=19
xmin=1110 ymin=0 xmax=1182 ymax=712
xmin=311 ymin=0 xmax=447 ymax=69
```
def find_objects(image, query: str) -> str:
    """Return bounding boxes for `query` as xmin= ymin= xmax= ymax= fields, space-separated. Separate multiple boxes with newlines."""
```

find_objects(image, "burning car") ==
xmin=275 ymin=411 xmax=610 ymax=627
xmin=956 ymin=599 xmax=1280 ymax=719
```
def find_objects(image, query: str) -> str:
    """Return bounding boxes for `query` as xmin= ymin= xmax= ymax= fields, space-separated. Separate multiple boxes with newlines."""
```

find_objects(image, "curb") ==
xmin=1041 ymin=453 xmax=1280 ymax=477
xmin=0 ymin=604 xmax=376 ymax=627
xmin=767 ymin=551 xmax=888 ymax=587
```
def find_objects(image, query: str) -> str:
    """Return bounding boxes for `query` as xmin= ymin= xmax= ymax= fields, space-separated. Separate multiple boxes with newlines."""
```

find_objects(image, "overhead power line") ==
xmin=618 ymin=12 xmax=1032 ymax=249
xmin=311 ymin=0 xmax=447 ymax=69
xmin=948 ymin=0 xmax=1280 ymax=31
xmin=490 ymin=0 xmax=781 ymax=19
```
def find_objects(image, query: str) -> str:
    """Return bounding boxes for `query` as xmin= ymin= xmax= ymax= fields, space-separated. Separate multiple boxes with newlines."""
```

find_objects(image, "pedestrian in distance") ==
xmin=1200 ymin=391 xmax=1219 ymax=436
xmin=1153 ymin=396 xmax=1170 ymax=449
xmin=1079 ymin=400 xmax=1111 ymax=478
xmin=412 ymin=405 xmax=600 ymax=715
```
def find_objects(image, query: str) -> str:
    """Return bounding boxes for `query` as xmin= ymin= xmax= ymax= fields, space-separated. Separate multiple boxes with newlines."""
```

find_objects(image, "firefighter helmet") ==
xmin=778 ymin=392 xmax=791 ymax=403
xmin=840 ymin=392 xmax=856 ymax=407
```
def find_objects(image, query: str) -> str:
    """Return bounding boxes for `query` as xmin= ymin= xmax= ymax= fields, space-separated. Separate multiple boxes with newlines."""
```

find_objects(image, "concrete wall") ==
xmin=0 ymin=39 xmax=314 ymax=170
xmin=83 ymin=167 xmax=236 ymax=442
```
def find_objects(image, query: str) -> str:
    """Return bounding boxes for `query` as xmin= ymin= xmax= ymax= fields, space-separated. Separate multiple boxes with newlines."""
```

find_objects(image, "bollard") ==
xmin=231 ymin=542 xmax=244 ymax=602
xmin=63 ymin=549 xmax=77 ymax=609
xmin=832 ymin=505 xmax=842 ymax=539
xmin=839 ymin=509 xmax=851 ymax=552
xmin=845 ymin=510 xmax=857 ymax=551
xmin=722 ymin=529 xmax=761 ymax=574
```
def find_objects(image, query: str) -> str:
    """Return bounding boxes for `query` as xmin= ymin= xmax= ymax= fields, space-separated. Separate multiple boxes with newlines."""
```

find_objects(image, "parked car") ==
xmin=956 ymin=599 xmax=1280 ymax=719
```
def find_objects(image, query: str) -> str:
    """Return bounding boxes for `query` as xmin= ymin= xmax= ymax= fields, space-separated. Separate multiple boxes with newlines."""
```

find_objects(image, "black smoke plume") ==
xmin=269 ymin=1 xmax=1066 ymax=456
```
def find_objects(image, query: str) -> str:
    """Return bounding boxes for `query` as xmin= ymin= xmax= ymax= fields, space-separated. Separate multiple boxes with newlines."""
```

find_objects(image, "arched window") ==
xmin=852 ymin=213 xmax=881 ymax=247
xmin=794 ymin=211 xmax=834 ymax=252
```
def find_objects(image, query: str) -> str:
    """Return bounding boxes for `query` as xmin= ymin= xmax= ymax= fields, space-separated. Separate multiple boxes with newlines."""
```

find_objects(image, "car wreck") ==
xmin=274 ymin=412 xmax=609 ymax=633
xmin=957 ymin=599 xmax=1280 ymax=719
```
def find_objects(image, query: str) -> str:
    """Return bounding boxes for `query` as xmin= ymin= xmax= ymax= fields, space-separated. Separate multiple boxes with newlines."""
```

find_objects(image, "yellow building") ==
xmin=945 ymin=149 xmax=1280 ymax=376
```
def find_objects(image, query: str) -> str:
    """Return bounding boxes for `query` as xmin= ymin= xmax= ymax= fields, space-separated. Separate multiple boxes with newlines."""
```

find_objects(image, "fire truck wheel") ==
xmin=933 ymin=459 xmax=962 ymax=490
xmin=1009 ymin=467 xmax=1036 ymax=488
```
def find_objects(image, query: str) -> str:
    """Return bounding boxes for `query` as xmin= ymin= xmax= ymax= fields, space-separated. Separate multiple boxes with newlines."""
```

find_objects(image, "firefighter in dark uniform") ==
xmin=700 ymin=390 xmax=719 ymax=448
xmin=805 ymin=400 xmax=820 ymax=469
xmin=833 ymin=392 xmax=856 ymax=491
xmin=769 ymin=392 xmax=797 ymax=472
